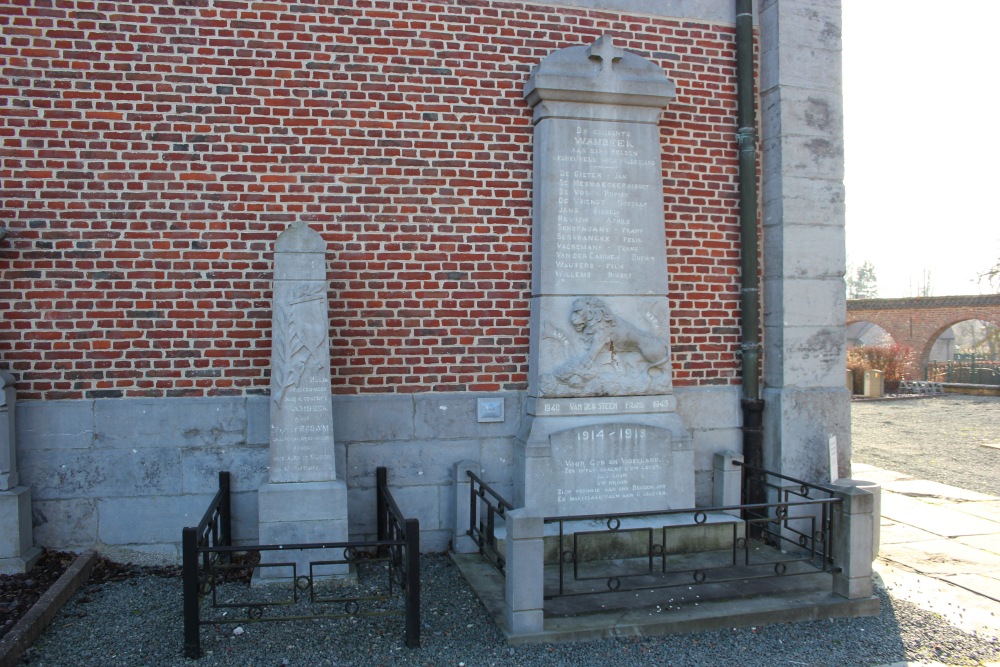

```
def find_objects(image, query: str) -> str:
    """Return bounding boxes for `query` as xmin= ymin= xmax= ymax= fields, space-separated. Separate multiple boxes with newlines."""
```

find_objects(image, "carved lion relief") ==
xmin=540 ymin=296 xmax=672 ymax=397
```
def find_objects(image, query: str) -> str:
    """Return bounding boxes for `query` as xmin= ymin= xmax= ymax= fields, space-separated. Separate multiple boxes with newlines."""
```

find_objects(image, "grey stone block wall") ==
xmin=14 ymin=386 xmax=739 ymax=560
xmin=760 ymin=0 xmax=850 ymax=483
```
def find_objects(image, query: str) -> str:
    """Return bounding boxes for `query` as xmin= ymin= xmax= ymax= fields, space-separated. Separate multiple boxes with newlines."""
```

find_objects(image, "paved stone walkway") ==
xmin=857 ymin=462 xmax=1000 ymax=667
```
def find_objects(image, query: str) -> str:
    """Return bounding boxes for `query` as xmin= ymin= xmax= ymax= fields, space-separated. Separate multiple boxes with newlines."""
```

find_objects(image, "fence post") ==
xmin=452 ymin=462 xmax=479 ymax=553
xmin=713 ymin=451 xmax=743 ymax=517
xmin=404 ymin=517 xmax=420 ymax=648
xmin=376 ymin=467 xmax=388 ymax=548
xmin=503 ymin=508 xmax=544 ymax=637
xmin=219 ymin=471 xmax=232 ymax=552
xmin=829 ymin=483 xmax=874 ymax=599
xmin=182 ymin=526 xmax=201 ymax=659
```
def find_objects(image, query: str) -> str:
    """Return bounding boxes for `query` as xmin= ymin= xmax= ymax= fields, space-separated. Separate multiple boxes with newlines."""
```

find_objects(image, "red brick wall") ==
xmin=0 ymin=0 xmax=744 ymax=400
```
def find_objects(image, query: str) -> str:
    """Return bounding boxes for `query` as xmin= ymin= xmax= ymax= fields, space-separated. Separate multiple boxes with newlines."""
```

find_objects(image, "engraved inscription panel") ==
xmin=551 ymin=424 xmax=672 ymax=514
xmin=543 ymin=119 xmax=666 ymax=295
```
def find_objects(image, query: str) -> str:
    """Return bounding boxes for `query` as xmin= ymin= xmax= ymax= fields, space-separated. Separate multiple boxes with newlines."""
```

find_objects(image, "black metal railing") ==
xmin=542 ymin=494 xmax=839 ymax=600
xmin=736 ymin=461 xmax=838 ymax=551
xmin=927 ymin=359 xmax=1000 ymax=385
xmin=182 ymin=467 xmax=419 ymax=659
xmin=465 ymin=470 xmax=514 ymax=575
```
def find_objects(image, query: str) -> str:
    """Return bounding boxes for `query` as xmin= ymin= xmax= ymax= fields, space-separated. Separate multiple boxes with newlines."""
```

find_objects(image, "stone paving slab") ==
xmin=868 ymin=462 xmax=1000 ymax=648
xmin=880 ymin=492 xmax=1000 ymax=538
xmin=880 ymin=539 xmax=1000 ymax=576
xmin=879 ymin=519 xmax=940 ymax=545
xmin=952 ymin=499 xmax=1000 ymax=522
xmin=880 ymin=479 xmax=999 ymax=503
xmin=852 ymin=463 xmax=914 ymax=484
xmin=956 ymin=533 xmax=1000 ymax=556
xmin=940 ymin=572 xmax=1000 ymax=604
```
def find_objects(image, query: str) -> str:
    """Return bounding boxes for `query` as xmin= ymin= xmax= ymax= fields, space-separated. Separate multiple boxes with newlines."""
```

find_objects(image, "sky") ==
xmin=842 ymin=1 xmax=1000 ymax=298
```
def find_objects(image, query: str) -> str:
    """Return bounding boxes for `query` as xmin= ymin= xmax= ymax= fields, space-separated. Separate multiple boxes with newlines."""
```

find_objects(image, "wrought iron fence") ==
xmin=542 ymin=498 xmax=839 ymax=599
xmin=182 ymin=467 xmax=419 ymax=659
xmin=927 ymin=359 xmax=1000 ymax=385
xmin=465 ymin=470 xmax=514 ymax=575
xmin=464 ymin=462 xmax=843 ymax=604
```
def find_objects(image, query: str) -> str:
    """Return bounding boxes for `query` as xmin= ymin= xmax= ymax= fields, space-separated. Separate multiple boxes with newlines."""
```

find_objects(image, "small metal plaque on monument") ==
xmin=517 ymin=36 xmax=694 ymax=517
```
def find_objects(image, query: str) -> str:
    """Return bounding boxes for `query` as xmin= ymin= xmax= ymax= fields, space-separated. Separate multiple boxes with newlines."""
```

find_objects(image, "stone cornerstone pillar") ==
xmin=503 ymin=509 xmax=545 ymax=636
xmin=759 ymin=0 xmax=851 ymax=484
xmin=830 ymin=482 xmax=874 ymax=599
xmin=0 ymin=371 xmax=42 ymax=573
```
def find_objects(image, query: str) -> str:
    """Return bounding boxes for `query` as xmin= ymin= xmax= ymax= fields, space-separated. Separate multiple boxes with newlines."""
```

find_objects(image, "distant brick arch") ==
xmin=847 ymin=295 xmax=1000 ymax=376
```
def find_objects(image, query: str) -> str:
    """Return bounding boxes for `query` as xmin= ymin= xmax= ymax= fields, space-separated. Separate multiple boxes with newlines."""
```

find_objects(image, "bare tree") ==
xmin=846 ymin=260 xmax=878 ymax=299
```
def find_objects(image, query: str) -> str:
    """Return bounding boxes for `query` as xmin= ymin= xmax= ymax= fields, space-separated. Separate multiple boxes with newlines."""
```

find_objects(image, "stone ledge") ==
xmin=0 ymin=549 xmax=99 ymax=667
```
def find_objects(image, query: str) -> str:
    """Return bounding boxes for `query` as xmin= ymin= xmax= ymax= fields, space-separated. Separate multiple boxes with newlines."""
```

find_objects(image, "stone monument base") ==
xmin=515 ymin=407 xmax=693 ymax=518
xmin=0 ymin=486 xmax=42 ymax=574
xmin=255 ymin=480 xmax=350 ymax=584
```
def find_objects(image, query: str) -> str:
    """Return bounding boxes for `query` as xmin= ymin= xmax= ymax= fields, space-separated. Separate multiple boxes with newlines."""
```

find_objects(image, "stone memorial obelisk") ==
xmin=516 ymin=36 xmax=693 ymax=517
xmin=257 ymin=221 xmax=348 ymax=581
xmin=0 ymin=371 xmax=41 ymax=573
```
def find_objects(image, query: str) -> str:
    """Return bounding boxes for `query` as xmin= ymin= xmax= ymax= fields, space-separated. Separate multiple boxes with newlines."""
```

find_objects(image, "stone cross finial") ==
xmin=587 ymin=35 xmax=624 ymax=76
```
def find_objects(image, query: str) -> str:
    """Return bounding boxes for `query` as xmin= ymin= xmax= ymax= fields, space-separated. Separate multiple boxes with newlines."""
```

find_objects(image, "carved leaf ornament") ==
xmin=271 ymin=283 xmax=326 ymax=406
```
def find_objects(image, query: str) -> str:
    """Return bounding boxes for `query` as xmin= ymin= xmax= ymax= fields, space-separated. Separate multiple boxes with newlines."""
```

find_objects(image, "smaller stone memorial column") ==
xmin=257 ymin=221 xmax=348 ymax=581
xmin=0 ymin=371 xmax=41 ymax=573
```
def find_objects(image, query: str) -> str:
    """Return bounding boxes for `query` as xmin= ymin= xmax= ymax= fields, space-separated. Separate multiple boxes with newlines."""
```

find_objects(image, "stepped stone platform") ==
xmin=453 ymin=539 xmax=879 ymax=644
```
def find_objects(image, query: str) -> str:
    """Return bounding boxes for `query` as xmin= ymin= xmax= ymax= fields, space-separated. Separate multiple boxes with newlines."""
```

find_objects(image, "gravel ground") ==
xmin=14 ymin=555 xmax=1000 ymax=667
xmin=13 ymin=394 xmax=1000 ymax=667
xmin=851 ymin=394 xmax=1000 ymax=496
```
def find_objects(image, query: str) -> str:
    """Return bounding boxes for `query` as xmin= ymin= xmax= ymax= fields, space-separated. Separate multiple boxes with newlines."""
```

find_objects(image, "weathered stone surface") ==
xmin=347 ymin=440 xmax=479 ymax=489
xmin=95 ymin=398 xmax=246 ymax=449
xmin=31 ymin=499 xmax=98 ymax=548
xmin=258 ymin=222 xmax=348 ymax=581
xmin=19 ymin=448 xmax=182 ymax=500
xmin=762 ymin=222 xmax=845 ymax=279
xmin=268 ymin=221 xmax=337 ymax=483
xmin=517 ymin=35 xmax=691 ymax=519
xmin=1 ymin=372 xmax=18 ymax=490
xmin=535 ymin=296 xmax=674 ymax=398
xmin=414 ymin=393 xmax=522 ymax=440
xmin=674 ymin=386 xmax=741 ymax=430
xmin=0 ymin=487 xmax=34 ymax=560
xmin=762 ymin=325 xmax=848 ymax=389
xmin=98 ymin=494 xmax=212 ymax=545
xmin=16 ymin=400 xmax=94 ymax=450
xmin=763 ymin=277 xmax=846 ymax=328
xmin=333 ymin=394 xmax=414 ymax=442
xmin=763 ymin=387 xmax=851 ymax=482
xmin=180 ymin=444 xmax=269 ymax=494
xmin=547 ymin=424 xmax=689 ymax=515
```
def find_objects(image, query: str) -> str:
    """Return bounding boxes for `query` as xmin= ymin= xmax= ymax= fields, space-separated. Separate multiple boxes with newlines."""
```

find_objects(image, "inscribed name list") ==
xmin=541 ymin=119 xmax=666 ymax=296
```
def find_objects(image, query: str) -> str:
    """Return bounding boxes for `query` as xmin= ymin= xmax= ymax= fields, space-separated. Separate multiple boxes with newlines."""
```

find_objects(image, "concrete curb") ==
xmin=0 ymin=549 xmax=99 ymax=667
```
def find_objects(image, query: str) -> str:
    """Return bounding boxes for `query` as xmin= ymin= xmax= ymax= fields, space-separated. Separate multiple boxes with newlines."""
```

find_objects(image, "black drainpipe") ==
xmin=735 ymin=0 xmax=765 ymax=506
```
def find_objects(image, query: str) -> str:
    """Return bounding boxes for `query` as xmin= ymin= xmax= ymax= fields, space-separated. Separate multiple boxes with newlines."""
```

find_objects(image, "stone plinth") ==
xmin=516 ymin=35 xmax=691 ymax=518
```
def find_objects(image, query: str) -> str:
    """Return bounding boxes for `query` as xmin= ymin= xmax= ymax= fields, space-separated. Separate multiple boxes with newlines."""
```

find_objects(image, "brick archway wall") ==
xmin=847 ymin=295 xmax=1000 ymax=375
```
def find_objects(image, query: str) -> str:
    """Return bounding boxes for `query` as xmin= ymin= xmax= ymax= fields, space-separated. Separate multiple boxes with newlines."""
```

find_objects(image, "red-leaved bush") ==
xmin=847 ymin=343 xmax=916 ymax=393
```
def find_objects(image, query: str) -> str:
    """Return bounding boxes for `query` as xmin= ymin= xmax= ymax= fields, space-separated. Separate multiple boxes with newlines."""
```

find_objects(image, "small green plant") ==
xmin=847 ymin=343 xmax=915 ymax=393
